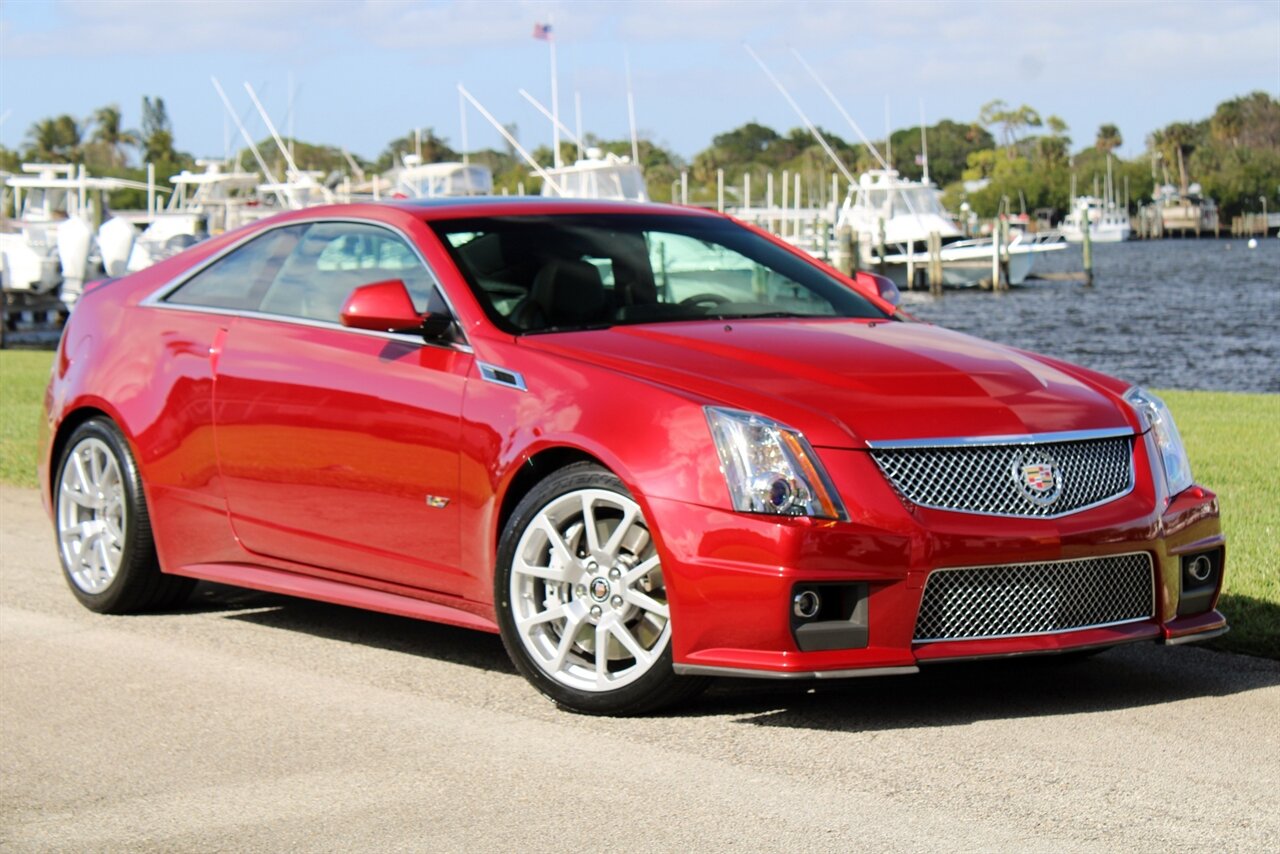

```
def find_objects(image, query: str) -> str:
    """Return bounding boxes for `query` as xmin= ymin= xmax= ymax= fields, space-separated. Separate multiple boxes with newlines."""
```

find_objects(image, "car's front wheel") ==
xmin=496 ymin=463 xmax=707 ymax=715
xmin=54 ymin=418 xmax=193 ymax=613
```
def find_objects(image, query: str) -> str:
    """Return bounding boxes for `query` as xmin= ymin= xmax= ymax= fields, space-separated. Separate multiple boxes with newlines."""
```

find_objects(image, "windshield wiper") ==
xmin=709 ymin=311 xmax=818 ymax=320
xmin=522 ymin=321 xmax=617 ymax=335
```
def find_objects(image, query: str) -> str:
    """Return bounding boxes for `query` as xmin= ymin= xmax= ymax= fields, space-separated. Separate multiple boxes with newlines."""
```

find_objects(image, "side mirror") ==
xmin=340 ymin=279 xmax=454 ymax=340
xmin=859 ymin=271 xmax=901 ymax=307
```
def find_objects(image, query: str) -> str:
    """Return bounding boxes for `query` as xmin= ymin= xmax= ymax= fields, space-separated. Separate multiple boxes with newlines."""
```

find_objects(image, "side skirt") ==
xmin=168 ymin=562 xmax=500 ymax=634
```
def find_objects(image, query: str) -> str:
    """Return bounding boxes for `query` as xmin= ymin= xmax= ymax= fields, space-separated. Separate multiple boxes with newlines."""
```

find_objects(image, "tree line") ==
xmin=3 ymin=91 xmax=1275 ymax=220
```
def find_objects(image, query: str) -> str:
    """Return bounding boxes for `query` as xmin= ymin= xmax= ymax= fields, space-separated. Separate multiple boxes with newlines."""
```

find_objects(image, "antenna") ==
xmin=885 ymin=96 xmax=892 ymax=169
xmin=626 ymin=52 xmax=640 ymax=166
xmin=340 ymin=148 xmax=365 ymax=182
xmin=459 ymin=85 xmax=469 ymax=166
xmin=519 ymin=88 xmax=582 ymax=148
xmin=919 ymin=99 xmax=929 ymax=185
xmin=790 ymin=49 xmax=888 ymax=169
xmin=243 ymin=82 xmax=304 ymax=181
xmin=744 ymin=45 xmax=855 ymax=185
xmin=210 ymin=77 xmax=286 ymax=205
xmin=574 ymin=91 xmax=583 ymax=162
xmin=287 ymin=70 xmax=295 ymax=163
xmin=458 ymin=85 xmax=564 ymax=195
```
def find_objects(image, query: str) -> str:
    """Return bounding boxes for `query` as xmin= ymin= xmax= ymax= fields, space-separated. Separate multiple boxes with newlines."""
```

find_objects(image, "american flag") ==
xmin=532 ymin=22 xmax=552 ymax=40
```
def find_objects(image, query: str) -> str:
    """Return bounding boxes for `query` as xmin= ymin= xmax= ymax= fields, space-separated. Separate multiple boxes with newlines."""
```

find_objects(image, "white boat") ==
xmin=1155 ymin=182 xmax=1219 ymax=237
xmin=1 ymin=164 xmax=157 ymax=309
xmin=123 ymin=160 xmax=262 ymax=272
xmin=838 ymin=170 xmax=1065 ymax=287
xmin=1060 ymin=196 xmax=1131 ymax=243
xmin=540 ymin=149 xmax=648 ymax=202
xmin=386 ymin=155 xmax=493 ymax=199
xmin=1060 ymin=158 xmax=1131 ymax=243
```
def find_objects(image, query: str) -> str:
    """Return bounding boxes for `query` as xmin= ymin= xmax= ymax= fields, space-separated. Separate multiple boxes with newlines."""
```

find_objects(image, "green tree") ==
xmin=89 ymin=104 xmax=139 ymax=168
xmin=140 ymin=96 xmax=178 ymax=164
xmin=978 ymin=100 xmax=1042 ymax=152
xmin=375 ymin=128 xmax=458 ymax=172
xmin=23 ymin=114 xmax=85 ymax=162
xmin=1095 ymin=123 xmax=1123 ymax=154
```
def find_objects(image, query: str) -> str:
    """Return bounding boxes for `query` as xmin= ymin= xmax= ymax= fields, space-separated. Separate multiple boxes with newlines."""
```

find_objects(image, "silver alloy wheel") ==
xmin=510 ymin=488 xmax=670 ymax=693
xmin=57 ymin=436 xmax=127 ymax=595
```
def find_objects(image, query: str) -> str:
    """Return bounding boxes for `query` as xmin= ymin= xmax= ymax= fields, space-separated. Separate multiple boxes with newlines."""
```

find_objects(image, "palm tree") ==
xmin=25 ymin=118 xmax=62 ymax=161
xmin=24 ymin=114 xmax=84 ymax=163
xmin=90 ymin=104 xmax=139 ymax=167
xmin=1095 ymin=124 xmax=1123 ymax=154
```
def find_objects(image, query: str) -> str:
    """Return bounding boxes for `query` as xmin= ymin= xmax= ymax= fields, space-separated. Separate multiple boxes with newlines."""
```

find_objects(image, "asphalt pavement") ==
xmin=2 ymin=484 xmax=1277 ymax=852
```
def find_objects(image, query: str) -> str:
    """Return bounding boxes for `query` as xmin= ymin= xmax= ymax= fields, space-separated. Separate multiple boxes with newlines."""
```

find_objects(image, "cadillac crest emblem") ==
xmin=1012 ymin=451 xmax=1062 ymax=506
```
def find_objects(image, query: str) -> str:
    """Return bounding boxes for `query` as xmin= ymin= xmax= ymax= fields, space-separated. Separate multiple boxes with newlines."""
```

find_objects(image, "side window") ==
xmin=164 ymin=227 xmax=302 ymax=310
xmin=258 ymin=222 xmax=440 ymax=322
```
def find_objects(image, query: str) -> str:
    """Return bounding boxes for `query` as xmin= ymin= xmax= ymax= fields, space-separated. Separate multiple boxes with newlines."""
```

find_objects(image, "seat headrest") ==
xmin=531 ymin=258 xmax=607 ymax=325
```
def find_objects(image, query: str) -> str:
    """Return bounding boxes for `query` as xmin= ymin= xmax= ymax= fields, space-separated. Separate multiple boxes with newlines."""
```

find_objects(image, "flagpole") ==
xmin=549 ymin=21 xmax=561 ymax=169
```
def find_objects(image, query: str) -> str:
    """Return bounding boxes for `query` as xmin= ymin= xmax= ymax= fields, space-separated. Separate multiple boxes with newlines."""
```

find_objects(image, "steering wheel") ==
xmin=679 ymin=292 xmax=732 ymax=307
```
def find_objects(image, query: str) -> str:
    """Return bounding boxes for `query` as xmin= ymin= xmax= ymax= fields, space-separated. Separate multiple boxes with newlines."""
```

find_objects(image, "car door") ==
xmin=210 ymin=220 xmax=473 ymax=596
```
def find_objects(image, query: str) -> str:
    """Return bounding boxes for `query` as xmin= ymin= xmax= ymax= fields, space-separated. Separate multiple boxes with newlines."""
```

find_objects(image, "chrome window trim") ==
xmin=139 ymin=214 xmax=471 ymax=349
xmin=864 ymin=426 xmax=1136 ymax=450
xmin=477 ymin=361 xmax=528 ymax=391
xmin=137 ymin=301 xmax=474 ymax=353
xmin=912 ymin=550 xmax=1155 ymax=644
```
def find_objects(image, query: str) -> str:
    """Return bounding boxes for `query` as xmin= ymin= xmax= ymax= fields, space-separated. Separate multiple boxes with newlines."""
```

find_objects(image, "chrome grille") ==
xmin=913 ymin=553 xmax=1154 ymax=642
xmin=869 ymin=434 xmax=1133 ymax=517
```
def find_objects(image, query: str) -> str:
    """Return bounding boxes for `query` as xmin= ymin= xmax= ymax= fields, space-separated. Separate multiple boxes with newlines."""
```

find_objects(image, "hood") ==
xmin=520 ymin=318 xmax=1136 ymax=448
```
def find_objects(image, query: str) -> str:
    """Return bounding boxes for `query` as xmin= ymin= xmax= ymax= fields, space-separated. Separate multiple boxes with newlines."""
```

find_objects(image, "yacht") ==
xmin=1060 ymin=159 xmax=1131 ymax=243
xmin=838 ymin=170 xmax=1065 ymax=287
xmin=540 ymin=149 xmax=648 ymax=202
xmin=387 ymin=155 xmax=493 ymax=199
xmin=2 ymin=164 xmax=155 ymax=311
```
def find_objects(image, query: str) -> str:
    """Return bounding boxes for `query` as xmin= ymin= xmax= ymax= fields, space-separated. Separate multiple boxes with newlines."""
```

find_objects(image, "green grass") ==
xmin=0 ymin=350 xmax=50 ymax=488
xmin=2 ymin=351 xmax=1275 ymax=657
xmin=1159 ymin=389 xmax=1280 ymax=659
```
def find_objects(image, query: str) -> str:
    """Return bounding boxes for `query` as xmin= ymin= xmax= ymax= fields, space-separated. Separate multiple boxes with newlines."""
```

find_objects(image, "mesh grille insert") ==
xmin=913 ymin=552 xmax=1154 ymax=642
xmin=870 ymin=435 xmax=1133 ymax=518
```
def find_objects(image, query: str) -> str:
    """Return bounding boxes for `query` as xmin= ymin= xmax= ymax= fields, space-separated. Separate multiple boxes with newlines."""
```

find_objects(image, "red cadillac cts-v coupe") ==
xmin=40 ymin=199 xmax=1227 ymax=714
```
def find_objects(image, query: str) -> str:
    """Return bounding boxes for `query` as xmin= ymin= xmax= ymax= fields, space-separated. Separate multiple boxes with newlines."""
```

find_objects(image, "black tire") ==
xmin=53 ymin=418 xmax=194 ymax=614
xmin=495 ymin=462 xmax=708 ymax=716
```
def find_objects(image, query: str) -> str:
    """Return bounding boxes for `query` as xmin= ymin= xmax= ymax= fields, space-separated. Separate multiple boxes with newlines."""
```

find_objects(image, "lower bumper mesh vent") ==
xmin=914 ymin=552 xmax=1154 ymax=642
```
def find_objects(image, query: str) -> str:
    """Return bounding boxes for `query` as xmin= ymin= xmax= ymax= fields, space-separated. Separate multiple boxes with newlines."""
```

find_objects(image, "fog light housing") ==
xmin=790 ymin=583 xmax=869 ymax=651
xmin=1178 ymin=549 xmax=1222 ymax=616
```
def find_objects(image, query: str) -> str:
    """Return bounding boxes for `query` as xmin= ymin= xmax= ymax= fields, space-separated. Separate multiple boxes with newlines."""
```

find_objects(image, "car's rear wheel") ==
xmin=496 ymin=462 xmax=707 ymax=715
xmin=55 ymin=418 xmax=193 ymax=613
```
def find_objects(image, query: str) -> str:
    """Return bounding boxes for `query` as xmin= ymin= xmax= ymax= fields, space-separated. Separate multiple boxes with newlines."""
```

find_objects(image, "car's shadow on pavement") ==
xmin=696 ymin=647 xmax=1280 ymax=731
xmin=188 ymin=582 xmax=518 ymax=675
xmin=187 ymin=582 xmax=1280 ymax=729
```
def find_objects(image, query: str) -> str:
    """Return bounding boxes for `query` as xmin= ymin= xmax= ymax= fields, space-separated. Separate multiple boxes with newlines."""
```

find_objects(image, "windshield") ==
xmin=430 ymin=214 xmax=888 ymax=334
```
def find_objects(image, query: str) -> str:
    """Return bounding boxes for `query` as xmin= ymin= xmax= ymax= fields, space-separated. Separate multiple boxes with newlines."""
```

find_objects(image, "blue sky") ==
xmin=2 ymin=0 xmax=1277 ymax=165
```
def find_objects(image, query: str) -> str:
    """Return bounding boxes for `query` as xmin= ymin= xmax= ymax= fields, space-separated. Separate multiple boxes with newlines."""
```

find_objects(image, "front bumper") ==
xmin=651 ymin=447 xmax=1226 ymax=678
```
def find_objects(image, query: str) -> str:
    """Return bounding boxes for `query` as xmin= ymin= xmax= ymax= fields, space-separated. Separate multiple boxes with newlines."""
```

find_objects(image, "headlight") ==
xmin=705 ymin=407 xmax=846 ymax=520
xmin=1124 ymin=387 xmax=1193 ymax=497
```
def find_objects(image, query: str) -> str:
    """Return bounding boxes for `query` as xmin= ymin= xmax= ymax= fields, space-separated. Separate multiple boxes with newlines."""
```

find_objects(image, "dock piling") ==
xmin=1082 ymin=208 xmax=1094 ymax=287
xmin=877 ymin=218 xmax=887 ymax=275
xmin=928 ymin=231 xmax=943 ymax=295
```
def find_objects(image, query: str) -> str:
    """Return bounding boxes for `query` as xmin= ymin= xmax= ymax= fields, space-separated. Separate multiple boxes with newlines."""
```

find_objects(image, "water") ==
xmin=901 ymin=239 xmax=1280 ymax=393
